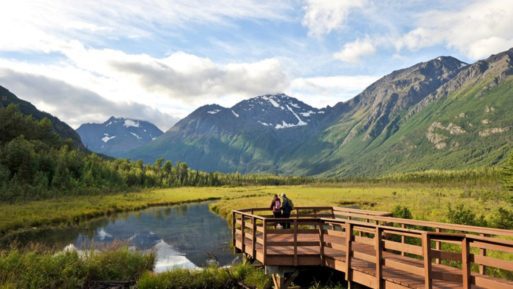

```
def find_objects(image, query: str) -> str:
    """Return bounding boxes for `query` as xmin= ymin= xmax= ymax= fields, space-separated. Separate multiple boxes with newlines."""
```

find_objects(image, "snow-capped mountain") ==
xmin=77 ymin=117 xmax=163 ymax=157
xmin=231 ymin=94 xmax=325 ymax=129
xmin=125 ymin=94 xmax=329 ymax=171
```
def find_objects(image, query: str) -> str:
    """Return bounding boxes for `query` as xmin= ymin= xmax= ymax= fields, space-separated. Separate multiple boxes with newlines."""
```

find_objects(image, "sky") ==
xmin=1 ymin=0 xmax=513 ymax=131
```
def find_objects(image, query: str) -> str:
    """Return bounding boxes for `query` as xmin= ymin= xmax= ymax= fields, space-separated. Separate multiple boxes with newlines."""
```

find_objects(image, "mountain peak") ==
xmin=77 ymin=116 xmax=163 ymax=157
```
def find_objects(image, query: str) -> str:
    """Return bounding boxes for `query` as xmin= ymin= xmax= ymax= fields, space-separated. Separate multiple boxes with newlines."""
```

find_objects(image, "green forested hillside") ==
xmin=0 ymin=104 xmax=311 ymax=201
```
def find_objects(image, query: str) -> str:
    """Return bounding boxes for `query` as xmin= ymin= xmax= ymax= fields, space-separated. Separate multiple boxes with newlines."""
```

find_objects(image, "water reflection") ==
xmin=1 ymin=202 xmax=235 ymax=271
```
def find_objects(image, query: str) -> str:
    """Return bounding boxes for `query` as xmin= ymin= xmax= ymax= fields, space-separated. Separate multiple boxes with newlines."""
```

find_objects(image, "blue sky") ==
xmin=0 ymin=0 xmax=512 ymax=130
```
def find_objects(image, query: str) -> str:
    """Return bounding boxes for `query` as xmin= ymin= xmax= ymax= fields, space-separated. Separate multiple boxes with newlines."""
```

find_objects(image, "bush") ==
xmin=391 ymin=206 xmax=412 ymax=219
xmin=490 ymin=207 xmax=513 ymax=229
xmin=447 ymin=204 xmax=486 ymax=226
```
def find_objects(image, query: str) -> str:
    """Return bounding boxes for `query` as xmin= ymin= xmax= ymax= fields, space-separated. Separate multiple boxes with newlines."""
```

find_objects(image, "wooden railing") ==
xmin=232 ymin=207 xmax=513 ymax=289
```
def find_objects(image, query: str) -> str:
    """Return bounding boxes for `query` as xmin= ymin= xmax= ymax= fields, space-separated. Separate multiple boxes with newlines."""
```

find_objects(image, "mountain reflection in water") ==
xmin=2 ymin=202 xmax=235 ymax=271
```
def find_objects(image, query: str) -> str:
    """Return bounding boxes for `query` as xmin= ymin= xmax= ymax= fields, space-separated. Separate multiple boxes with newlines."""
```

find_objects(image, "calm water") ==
xmin=1 ymin=202 xmax=236 ymax=272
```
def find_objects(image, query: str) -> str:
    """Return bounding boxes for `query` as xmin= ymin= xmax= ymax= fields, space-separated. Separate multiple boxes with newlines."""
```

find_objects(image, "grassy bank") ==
xmin=0 ymin=186 xmax=271 ymax=236
xmin=2 ymin=181 xmax=511 ymax=238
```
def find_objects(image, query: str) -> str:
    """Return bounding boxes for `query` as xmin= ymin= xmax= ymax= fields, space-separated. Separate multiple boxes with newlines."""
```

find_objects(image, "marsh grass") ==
xmin=0 ymin=245 xmax=154 ymax=289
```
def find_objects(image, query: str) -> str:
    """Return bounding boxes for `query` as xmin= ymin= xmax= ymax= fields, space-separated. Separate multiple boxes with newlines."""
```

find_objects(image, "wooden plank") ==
xmin=422 ymin=233 xmax=432 ymax=289
xmin=470 ymin=240 xmax=513 ymax=253
xmin=383 ymin=240 xmax=423 ymax=256
xmin=473 ymin=254 xmax=513 ymax=271
xmin=382 ymin=258 xmax=425 ymax=276
xmin=430 ymin=249 xmax=461 ymax=262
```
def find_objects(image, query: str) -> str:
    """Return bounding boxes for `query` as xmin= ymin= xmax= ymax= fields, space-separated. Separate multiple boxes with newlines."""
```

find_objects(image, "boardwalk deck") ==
xmin=232 ymin=207 xmax=513 ymax=289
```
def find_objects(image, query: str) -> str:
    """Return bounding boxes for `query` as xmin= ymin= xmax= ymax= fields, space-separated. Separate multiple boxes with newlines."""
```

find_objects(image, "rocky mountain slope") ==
xmin=0 ymin=86 xmax=84 ymax=148
xmin=126 ymin=48 xmax=513 ymax=176
xmin=77 ymin=117 xmax=163 ymax=157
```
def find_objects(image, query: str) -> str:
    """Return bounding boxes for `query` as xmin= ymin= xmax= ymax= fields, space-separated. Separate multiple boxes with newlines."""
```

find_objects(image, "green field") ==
xmin=2 ymin=182 xmax=512 ymax=238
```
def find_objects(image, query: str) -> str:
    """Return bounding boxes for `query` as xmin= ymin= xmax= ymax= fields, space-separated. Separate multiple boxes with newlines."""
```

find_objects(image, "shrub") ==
xmin=391 ymin=206 xmax=412 ymax=219
xmin=447 ymin=204 xmax=486 ymax=226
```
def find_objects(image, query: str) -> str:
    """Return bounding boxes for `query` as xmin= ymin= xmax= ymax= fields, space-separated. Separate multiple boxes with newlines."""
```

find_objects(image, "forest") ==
xmin=0 ymin=104 xmax=314 ymax=202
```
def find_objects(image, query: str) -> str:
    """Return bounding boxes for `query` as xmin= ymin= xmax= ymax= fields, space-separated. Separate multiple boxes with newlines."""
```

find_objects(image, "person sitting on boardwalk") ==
xmin=270 ymin=194 xmax=282 ymax=219
xmin=281 ymin=193 xmax=294 ymax=229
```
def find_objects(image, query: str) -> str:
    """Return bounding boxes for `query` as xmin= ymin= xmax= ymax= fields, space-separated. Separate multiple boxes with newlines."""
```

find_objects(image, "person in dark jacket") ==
xmin=270 ymin=194 xmax=282 ymax=219
xmin=281 ymin=193 xmax=294 ymax=229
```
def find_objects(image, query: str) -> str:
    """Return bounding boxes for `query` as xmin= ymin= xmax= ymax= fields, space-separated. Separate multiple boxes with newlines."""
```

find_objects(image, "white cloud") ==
xmin=108 ymin=51 xmax=290 ymax=103
xmin=396 ymin=0 xmax=513 ymax=59
xmin=287 ymin=75 xmax=379 ymax=107
xmin=334 ymin=37 xmax=377 ymax=63
xmin=0 ymin=1 xmax=293 ymax=53
xmin=302 ymin=0 xmax=367 ymax=37
xmin=0 ymin=69 xmax=178 ymax=130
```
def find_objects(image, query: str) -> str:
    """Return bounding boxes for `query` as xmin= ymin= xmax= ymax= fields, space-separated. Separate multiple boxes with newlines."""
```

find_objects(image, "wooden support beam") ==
xmin=435 ymin=228 xmax=441 ymax=264
xmin=241 ymin=214 xmax=246 ymax=253
xmin=263 ymin=219 xmax=267 ymax=264
xmin=252 ymin=217 xmax=257 ymax=257
xmin=462 ymin=238 xmax=471 ymax=289
xmin=375 ymin=227 xmax=383 ymax=289
xmin=345 ymin=222 xmax=353 ymax=282
xmin=401 ymin=224 xmax=406 ymax=257
xmin=319 ymin=221 xmax=325 ymax=266
xmin=293 ymin=220 xmax=298 ymax=266
xmin=232 ymin=211 xmax=236 ymax=252
xmin=422 ymin=233 xmax=432 ymax=289
xmin=479 ymin=233 xmax=487 ymax=275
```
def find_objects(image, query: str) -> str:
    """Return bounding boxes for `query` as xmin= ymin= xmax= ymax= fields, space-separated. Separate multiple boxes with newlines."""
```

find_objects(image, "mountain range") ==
xmin=2 ymin=47 xmax=513 ymax=177
xmin=77 ymin=117 xmax=163 ymax=157
xmin=123 ymin=47 xmax=513 ymax=176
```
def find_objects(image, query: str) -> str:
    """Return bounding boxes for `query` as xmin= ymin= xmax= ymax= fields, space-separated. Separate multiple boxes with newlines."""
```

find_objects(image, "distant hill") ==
xmin=77 ymin=117 xmax=163 ymax=157
xmin=0 ymin=86 xmax=84 ymax=148
xmin=125 ymin=47 xmax=513 ymax=177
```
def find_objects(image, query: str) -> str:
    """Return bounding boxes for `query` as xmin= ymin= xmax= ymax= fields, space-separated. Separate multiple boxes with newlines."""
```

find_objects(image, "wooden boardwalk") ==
xmin=232 ymin=207 xmax=513 ymax=289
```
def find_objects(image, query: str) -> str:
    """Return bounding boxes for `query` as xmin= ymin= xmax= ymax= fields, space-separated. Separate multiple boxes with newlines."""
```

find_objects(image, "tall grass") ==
xmin=0 ymin=246 xmax=154 ymax=289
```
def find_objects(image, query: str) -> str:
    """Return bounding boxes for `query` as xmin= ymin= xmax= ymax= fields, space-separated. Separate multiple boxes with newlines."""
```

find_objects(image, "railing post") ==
xmin=462 ymin=237 xmax=471 ymax=289
xmin=232 ymin=211 xmax=236 ymax=251
xmin=422 ymin=233 xmax=432 ymax=289
xmin=345 ymin=222 xmax=353 ymax=282
xmin=241 ymin=214 xmax=246 ymax=253
xmin=375 ymin=227 xmax=383 ymax=289
xmin=479 ymin=233 xmax=487 ymax=275
xmin=293 ymin=219 xmax=298 ymax=266
xmin=319 ymin=220 xmax=325 ymax=266
xmin=252 ymin=216 xmax=257 ymax=257
xmin=435 ymin=228 xmax=441 ymax=264
xmin=263 ymin=219 xmax=267 ymax=264
xmin=401 ymin=224 xmax=406 ymax=256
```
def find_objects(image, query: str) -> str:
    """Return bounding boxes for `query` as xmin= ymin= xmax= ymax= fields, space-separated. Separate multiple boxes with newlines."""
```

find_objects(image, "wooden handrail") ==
xmin=233 ymin=207 xmax=513 ymax=289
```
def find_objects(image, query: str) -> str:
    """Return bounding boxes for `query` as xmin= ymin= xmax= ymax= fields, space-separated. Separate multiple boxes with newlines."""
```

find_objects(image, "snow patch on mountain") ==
xmin=208 ymin=109 xmax=221 ymax=114
xmin=101 ymin=134 xmax=116 ymax=143
xmin=232 ymin=110 xmax=239 ymax=118
xmin=130 ymin=132 xmax=142 ymax=140
xmin=124 ymin=119 xmax=140 ymax=128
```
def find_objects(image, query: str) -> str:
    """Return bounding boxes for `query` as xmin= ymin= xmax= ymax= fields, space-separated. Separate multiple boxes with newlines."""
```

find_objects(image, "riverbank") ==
xmin=2 ymin=183 xmax=511 ymax=239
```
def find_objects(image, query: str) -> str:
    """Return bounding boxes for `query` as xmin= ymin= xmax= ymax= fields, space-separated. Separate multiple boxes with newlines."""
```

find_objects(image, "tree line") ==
xmin=0 ymin=105 xmax=313 ymax=202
